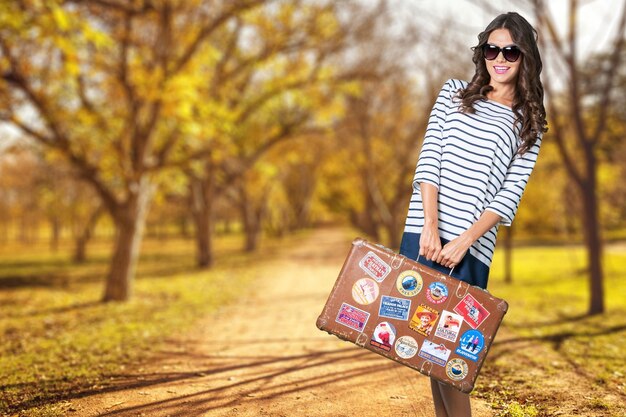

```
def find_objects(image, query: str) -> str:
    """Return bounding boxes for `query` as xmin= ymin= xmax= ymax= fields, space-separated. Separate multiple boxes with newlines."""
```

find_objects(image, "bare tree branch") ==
xmin=590 ymin=0 xmax=626 ymax=142
xmin=169 ymin=0 xmax=269 ymax=76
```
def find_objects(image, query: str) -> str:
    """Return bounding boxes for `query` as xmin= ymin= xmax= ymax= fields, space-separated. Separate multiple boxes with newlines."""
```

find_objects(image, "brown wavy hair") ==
xmin=458 ymin=12 xmax=547 ymax=154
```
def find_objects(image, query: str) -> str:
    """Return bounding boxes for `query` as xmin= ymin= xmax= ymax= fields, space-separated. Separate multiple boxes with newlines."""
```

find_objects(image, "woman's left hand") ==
xmin=436 ymin=233 xmax=474 ymax=268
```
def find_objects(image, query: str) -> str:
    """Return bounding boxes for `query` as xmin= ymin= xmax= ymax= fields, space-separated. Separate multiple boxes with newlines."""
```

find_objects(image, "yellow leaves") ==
xmin=277 ymin=2 xmax=296 ymax=27
xmin=314 ymin=8 xmax=340 ymax=39
xmin=313 ymin=94 xmax=345 ymax=126
xmin=50 ymin=3 xmax=69 ymax=31
xmin=338 ymin=80 xmax=363 ymax=98
xmin=80 ymin=24 xmax=114 ymax=51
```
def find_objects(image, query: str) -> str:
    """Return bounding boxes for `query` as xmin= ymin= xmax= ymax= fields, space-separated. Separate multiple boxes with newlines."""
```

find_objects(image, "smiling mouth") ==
xmin=494 ymin=66 xmax=509 ymax=74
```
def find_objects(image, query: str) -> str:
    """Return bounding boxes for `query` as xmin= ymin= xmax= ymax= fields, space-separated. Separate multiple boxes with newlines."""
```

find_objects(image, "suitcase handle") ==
xmin=416 ymin=255 xmax=455 ymax=276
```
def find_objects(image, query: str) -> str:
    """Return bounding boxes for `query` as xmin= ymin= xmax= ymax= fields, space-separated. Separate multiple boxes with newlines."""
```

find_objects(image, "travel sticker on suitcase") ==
xmin=358 ymin=251 xmax=391 ymax=282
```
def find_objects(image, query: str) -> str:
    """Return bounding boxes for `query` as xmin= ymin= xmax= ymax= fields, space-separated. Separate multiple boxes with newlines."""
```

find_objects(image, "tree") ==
xmin=530 ymin=0 xmax=626 ymax=314
xmin=182 ymin=0 xmax=379 ymax=264
xmin=0 ymin=0 xmax=270 ymax=301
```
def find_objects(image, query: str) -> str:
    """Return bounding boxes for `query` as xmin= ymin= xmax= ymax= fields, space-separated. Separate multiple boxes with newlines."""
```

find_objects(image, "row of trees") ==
xmin=1 ymin=0 xmax=625 ymax=315
xmin=0 ymin=0 xmax=372 ymax=301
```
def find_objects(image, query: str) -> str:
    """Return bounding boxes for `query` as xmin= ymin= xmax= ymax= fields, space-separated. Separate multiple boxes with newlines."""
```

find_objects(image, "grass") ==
xmin=0 ymin=231 xmax=295 ymax=417
xmin=475 ymin=243 xmax=626 ymax=417
xmin=1 ymin=230 xmax=626 ymax=416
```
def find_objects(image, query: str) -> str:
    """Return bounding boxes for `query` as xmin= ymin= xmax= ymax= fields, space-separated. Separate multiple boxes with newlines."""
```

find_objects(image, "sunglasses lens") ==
xmin=482 ymin=45 xmax=499 ymax=60
xmin=503 ymin=47 xmax=521 ymax=62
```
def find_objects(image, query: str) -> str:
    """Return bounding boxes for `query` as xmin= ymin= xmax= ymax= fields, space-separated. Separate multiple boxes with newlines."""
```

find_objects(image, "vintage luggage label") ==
xmin=455 ymin=329 xmax=485 ymax=362
xmin=370 ymin=321 xmax=396 ymax=352
xmin=409 ymin=304 xmax=439 ymax=337
xmin=379 ymin=295 xmax=411 ymax=321
xmin=418 ymin=340 xmax=451 ymax=367
xmin=358 ymin=251 xmax=391 ymax=282
xmin=335 ymin=303 xmax=370 ymax=332
xmin=426 ymin=282 xmax=448 ymax=304
xmin=351 ymin=278 xmax=380 ymax=305
xmin=453 ymin=294 xmax=490 ymax=329
xmin=446 ymin=358 xmax=469 ymax=380
xmin=396 ymin=270 xmax=423 ymax=297
xmin=434 ymin=310 xmax=464 ymax=342
xmin=395 ymin=335 xmax=419 ymax=359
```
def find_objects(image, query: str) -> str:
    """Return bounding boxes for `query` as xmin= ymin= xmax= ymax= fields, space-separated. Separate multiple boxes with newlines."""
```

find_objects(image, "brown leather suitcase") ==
xmin=316 ymin=238 xmax=508 ymax=393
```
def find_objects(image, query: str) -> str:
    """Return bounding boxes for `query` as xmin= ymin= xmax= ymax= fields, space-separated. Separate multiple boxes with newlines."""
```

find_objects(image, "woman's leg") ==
xmin=436 ymin=381 xmax=472 ymax=417
xmin=430 ymin=378 xmax=448 ymax=417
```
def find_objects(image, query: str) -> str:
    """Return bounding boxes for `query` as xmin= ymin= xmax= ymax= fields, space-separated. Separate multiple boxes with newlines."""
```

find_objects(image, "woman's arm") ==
xmin=435 ymin=211 xmax=502 ymax=268
xmin=419 ymin=182 xmax=442 ymax=261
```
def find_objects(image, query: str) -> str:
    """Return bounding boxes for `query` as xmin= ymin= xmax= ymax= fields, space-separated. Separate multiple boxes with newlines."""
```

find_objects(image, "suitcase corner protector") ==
xmin=352 ymin=237 xmax=366 ymax=246
xmin=315 ymin=316 xmax=328 ymax=330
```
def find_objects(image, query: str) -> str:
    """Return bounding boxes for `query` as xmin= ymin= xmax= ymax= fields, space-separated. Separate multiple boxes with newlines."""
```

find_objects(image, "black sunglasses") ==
xmin=482 ymin=44 xmax=522 ymax=63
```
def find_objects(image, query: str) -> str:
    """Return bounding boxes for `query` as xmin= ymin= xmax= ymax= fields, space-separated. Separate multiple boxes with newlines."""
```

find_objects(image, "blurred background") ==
xmin=0 ymin=0 xmax=625 ymax=416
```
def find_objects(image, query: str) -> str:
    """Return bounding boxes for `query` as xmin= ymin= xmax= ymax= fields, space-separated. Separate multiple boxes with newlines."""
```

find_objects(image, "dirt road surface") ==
xmin=69 ymin=228 xmax=495 ymax=417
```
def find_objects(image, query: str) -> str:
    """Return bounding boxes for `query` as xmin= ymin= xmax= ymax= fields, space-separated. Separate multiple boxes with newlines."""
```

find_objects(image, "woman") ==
xmin=399 ymin=12 xmax=547 ymax=417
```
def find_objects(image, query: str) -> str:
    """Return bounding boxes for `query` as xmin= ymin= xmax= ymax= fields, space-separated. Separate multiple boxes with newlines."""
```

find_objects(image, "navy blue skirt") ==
xmin=399 ymin=232 xmax=490 ymax=289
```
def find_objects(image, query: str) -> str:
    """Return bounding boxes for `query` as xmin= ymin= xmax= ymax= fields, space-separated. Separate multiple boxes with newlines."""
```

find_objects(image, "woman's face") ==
xmin=485 ymin=28 xmax=521 ymax=85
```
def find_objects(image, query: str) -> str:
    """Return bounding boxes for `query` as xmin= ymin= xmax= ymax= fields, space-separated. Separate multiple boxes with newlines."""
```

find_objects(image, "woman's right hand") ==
xmin=419 ymin=222 xmax=441 ymax=262
xmin=418 ymin=182 xmax=441 ymax=262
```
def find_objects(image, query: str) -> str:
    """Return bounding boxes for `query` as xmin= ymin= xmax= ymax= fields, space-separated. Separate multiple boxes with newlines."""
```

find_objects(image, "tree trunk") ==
xmin=179 ymin=216 xmax=190 ymax=238
xmin=19 ymin=216 xmax=28 ymax=244
xmin=582 ymin=158 xmax=604 ymax=314
xmin=50 ymin=215 xmax=61 ymax=252
xmin=0 ymin=220 xmax=6 ymax=244
xmin=189 ymin=163 xmax=216 ymax=268
xmin=504 ymin=225 xmax=513 ymax=284
xmin=102 ymin=181 xmax=153 ymax=302
xmin=192 ymin=196 xmax=214 ymax=268
xmin=239 ymin=184 xmax=263 ymax=252
xmin=242 ymin=197 xmax=260 ymax=252
xmin=74 ymin=206 xmax=104 ymax=263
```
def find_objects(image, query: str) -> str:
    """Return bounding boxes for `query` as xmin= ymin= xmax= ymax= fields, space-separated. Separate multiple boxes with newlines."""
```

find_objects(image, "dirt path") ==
xmin=68 ymin=228 xmax=495 ymax=417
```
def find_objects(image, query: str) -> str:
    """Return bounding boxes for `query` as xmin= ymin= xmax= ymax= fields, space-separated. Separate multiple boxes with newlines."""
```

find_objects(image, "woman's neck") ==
xmin=487 ymin=82 xmax=516 ymax=106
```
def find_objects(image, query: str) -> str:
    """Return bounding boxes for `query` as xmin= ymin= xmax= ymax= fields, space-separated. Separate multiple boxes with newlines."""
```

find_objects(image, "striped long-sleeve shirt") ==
xmin=403 ymin=78 xmax=542 ymax=268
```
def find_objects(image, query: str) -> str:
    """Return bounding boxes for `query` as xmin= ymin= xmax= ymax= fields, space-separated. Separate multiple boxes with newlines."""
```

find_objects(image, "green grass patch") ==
xmin=476 ymin=243 xmax=626 ymax=416
xmin=0 ymin=231 xmax=304 ymax=416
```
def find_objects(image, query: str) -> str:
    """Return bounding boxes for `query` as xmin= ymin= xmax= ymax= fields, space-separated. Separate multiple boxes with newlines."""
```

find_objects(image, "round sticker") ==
xmin=426 ymin=282 xmax=448 ymax=304
xmin=373 ymin=322 xmax=397 ymax=349
xmin=396 ymin=270 xmax=423 ymax=297
xmin=455 ymin=330 xmax=485 ymax=362
xmin=446 ymin=358 xmax=469 ymax=381
xmin=394 ymin=335 xmax=419 ymax=359
xmin=351 ymin=278 xmax=380 ymax=305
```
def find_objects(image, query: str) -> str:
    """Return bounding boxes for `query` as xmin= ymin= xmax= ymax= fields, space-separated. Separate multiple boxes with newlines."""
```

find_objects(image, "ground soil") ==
xmin=66 ymin=227 xmax=496 ymax=417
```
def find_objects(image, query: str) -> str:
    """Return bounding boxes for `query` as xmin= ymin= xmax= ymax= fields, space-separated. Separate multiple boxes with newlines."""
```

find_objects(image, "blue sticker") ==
xmin=378 ymin=295 xmax=411 ymax=321
xmin=455 ymin=329 xmax=485 ymax=362
xmin=426 ymin=282 xmax=448 ymax=304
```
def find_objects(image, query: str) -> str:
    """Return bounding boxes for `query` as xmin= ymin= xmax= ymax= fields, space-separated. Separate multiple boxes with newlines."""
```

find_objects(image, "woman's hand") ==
xmin=419 ymin=222 xmax=441 ymax=261
xmin=419 ymin=182 xmax=441 ymax=261
xmin=436 ymin=233 xmax=473 ymax=268
xmin=435 ymin=211 xmax=502 ymax=268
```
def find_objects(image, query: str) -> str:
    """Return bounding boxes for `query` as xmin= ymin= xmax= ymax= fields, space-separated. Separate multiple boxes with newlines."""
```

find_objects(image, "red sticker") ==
xmin=358 ymin=251 xmax=391 ymax=282
xmin=453 ymin=294 xmax=490 ymax=329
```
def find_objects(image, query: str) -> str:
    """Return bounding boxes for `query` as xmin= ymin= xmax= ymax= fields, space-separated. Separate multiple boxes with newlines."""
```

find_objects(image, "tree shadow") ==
xmin=503 ymin=312 xmax=590 ymax=329
xmin=7 ymin=344 xmax=392 ymax=415
xmin=492 ymin=322 xmax=626 ymax=354
xmin=3 ymin=300 xmax=103 ymax=318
